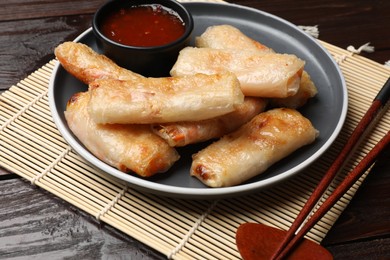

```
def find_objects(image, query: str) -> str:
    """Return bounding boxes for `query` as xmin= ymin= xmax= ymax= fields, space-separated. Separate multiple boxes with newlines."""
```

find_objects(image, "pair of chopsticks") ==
xmin=271 ymin=77 xmax=390 ymax=260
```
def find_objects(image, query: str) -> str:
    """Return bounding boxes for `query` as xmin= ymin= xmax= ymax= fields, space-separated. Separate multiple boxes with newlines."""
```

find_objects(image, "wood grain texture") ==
xmin=0 ymin=0 xmax=105 ymax=89
xmin=0 ymin=15 xmax=93 ymax=90
xmin=0 ymin=0 xmax=389 ymax=259
xmin=0 ymin=178 xmax=165 ymax=259
xmin=227 ymin=0 xmax=390 ymax=64
xmin=0 ymin=0 xmax=103 ymax=21
xmin=327 ymin=238 xmax=390 ymax=260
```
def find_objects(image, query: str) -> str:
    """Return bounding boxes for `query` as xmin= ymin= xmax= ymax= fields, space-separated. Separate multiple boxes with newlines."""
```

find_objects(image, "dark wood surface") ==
xmin=0 ymin=0 xmax=389 ymax=259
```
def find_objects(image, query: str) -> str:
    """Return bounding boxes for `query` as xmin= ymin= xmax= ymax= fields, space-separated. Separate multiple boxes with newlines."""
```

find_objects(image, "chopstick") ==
xmin=271 ymin=77 xmax=390 ymax=260
xmin=275 ymin=130 xmax=389 ymax=259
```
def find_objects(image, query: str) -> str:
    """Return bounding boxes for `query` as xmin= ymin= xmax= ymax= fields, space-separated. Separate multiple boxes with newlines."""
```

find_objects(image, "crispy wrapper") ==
xmin=65 ymin=92 xmax=179 ymax=177
xmin=191 ymin=108 xmax=318 ymax=187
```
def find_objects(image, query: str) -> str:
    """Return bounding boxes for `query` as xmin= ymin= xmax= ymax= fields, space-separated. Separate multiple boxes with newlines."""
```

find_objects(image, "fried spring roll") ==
xmin=170 ymin=47 xmax=304 ymax=98
xmin=88 ymin=72 xmax=244 ymax=124
xmin=269 ymin=71 xmax=318 ymax=108
xmin=191 ymin=108 xmax=318 ymax=187
xmin=55 ymin=42 xmax=142 ymax=84
xmin=195 ymin=25 xmax=318 ymax=107
xmin=65 ymin=92 xmax=180 ymax=177
xmin=195 ymin=24 xmax=273 ymax=52
xmin=152 ymin=97 xmax=267 ymax=147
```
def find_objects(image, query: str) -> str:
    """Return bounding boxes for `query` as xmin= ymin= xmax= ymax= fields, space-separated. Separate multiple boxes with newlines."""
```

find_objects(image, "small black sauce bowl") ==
xmin=92 ymin=0 xmax=193 ymax=77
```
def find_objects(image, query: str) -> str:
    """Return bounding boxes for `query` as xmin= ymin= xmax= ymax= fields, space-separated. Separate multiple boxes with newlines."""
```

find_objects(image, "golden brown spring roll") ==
xmin=55 ymin=42 xmax=142 ymax=84
xmin=191 ymin=108 xmax=318 ymax=187
xmin=269 ymin=71 xmax=318 ymax=108
xmin=65 ymin=92 xmax=179 ymax=177
xmin=195 ymin=24 xmax=273 ymax=52
xmin=88 ymin=72 xmax=244 ymax=124
xmin=170 ymin=47 xmax=304 ymax=98
xmin=152 ymin=97 xmax=267 ymax=147
xmin=195 ymin=25 xmax=318 ymax=107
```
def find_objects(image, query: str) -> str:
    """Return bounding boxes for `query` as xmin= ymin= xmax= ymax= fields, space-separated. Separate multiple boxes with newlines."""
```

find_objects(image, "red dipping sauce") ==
xmin=101 ymin=4 xmax=185 ymax=47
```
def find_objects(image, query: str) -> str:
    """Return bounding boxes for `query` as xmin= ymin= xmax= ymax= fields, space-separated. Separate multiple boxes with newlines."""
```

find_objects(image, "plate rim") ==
xmin=48 ymin=2 xmax=348 ymax=199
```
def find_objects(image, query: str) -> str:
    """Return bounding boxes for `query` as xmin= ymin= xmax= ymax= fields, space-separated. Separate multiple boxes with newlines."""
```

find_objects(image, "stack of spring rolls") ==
xmin=55 ymin=25 xmax=319 ymax=187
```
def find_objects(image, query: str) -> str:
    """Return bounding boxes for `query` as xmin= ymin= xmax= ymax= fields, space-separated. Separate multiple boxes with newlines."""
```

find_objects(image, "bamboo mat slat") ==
xmin=1 ymin=40 xmax=390 ymax=260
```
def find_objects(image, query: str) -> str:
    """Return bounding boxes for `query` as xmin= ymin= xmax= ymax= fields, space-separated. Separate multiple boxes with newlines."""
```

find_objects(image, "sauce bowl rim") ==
xmin=92 ymin=0 xmax=194 ymax=51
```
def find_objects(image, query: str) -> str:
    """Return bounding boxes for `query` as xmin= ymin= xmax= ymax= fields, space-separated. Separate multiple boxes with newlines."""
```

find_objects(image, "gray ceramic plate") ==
xmin=49 ymin=2 xmax=347 ymax=199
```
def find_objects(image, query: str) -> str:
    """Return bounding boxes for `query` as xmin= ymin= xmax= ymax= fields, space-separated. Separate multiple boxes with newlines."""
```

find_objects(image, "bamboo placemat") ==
xmin=1 ymin=14 xmax=390 ymax=260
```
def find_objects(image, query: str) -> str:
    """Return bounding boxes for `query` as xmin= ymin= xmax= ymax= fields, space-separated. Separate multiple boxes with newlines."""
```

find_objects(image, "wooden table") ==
xmin=1 ymin=1 xmax=389 ymax=259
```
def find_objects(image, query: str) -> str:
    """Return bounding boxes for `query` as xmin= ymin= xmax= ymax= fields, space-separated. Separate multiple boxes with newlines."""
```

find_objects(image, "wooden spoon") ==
xmin=236 ymin=223 xmax=332 ymax=260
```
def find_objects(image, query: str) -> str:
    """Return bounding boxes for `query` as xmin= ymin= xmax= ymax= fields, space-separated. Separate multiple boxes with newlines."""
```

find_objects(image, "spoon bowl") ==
xmin=236 ymin=223 xmax=333 ymax=260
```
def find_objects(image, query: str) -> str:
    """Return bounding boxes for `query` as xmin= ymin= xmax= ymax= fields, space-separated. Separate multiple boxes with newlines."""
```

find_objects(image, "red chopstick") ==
xmin=271 ymin=77 xmax=390 ymax=260
xmin=275 ymin=130 xmax=389 ymax=259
